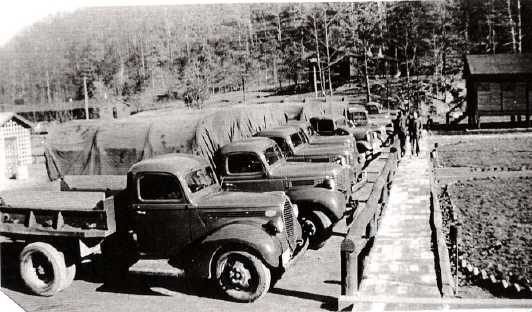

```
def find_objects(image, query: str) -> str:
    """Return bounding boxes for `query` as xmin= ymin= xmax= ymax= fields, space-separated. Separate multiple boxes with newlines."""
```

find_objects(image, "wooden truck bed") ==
xmin=0 ymin=191 xmax=115 ymax=239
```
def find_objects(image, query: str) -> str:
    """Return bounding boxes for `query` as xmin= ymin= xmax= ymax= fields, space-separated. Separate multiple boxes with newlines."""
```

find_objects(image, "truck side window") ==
xmin=227 ymin=154 xmax=263 ymax=174
xmin=138 ymin=173 xmax=183 ymax=201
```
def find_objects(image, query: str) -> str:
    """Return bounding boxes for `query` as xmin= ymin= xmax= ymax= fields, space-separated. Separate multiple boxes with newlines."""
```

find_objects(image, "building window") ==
xmin=501 ymin=82 xmax=515 ymax=92
xmin=478 ymin=82 xmax=490 ymax=92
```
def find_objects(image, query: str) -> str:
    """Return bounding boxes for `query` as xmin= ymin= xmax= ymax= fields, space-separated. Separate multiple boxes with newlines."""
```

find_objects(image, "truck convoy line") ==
xmin=0 ymin=111 xmax=389 ymax=303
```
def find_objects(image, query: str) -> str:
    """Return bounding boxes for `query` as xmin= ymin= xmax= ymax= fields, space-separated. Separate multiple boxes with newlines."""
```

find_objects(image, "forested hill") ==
xmin=0 ymin=1 xmax=531 ymax=108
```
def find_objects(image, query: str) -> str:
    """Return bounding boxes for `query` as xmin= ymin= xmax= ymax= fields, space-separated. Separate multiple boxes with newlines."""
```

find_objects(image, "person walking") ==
xmin=408 ymin=111 xmax=422 ymax=156
xmin=394 ymin=110 xmax=407 ymax=158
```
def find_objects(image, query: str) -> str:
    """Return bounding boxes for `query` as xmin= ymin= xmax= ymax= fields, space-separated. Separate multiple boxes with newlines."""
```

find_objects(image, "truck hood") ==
xmin=295 ymin=145 xmax=349 ymax=157
xmin=196 ymin=191 xmax=286 ymax=209
xmin=270 ymin=161 xmax=342 ymax=178
xmin=310 ymin=136 xmax=351 ymax=145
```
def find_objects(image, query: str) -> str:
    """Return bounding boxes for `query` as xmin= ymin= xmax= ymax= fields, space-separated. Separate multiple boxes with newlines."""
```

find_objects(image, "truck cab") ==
xmin=109 ymin=154 xmax=304 ymax=302
xmin=346 ymin=107 xmax=369 ymax=127
xmin=283 ymin=120 xmax=365 ymax=180
xmin=215 ymin=138 xmax=352 ymax=249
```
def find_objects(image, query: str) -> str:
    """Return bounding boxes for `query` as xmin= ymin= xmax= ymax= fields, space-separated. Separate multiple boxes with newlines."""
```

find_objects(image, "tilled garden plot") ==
xmin=440 ymin=177 xmax=532 ymax=297
xmin=437 ymin=134 xmax=532 ymax=169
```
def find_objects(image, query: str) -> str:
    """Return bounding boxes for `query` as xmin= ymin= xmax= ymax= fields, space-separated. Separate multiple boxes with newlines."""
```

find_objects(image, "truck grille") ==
xmin=282 ymin=199 xmax=297 ymax=250
xmin=336 ymin=169 xmax=349 ymax=192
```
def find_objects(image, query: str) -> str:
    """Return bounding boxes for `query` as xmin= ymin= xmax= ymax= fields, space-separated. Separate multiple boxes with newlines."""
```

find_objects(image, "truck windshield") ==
xmin=290 ymin=133 xmax=304 ymax=147
xmin=186 ymin=166 xmax=217 ymax=193
xmin=298 ymin=129 xmax=310 ymax=143
xmin=264 ymin=146 xmax=282 ymax=165
xmin=271 ymin=137 xmax=291 ymax=155
xmin=317 ymin=120 xmax=334 ymax=132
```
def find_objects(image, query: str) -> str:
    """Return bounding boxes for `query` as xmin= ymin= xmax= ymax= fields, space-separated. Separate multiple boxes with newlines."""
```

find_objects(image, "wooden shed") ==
xmin=464 ymin=54 xmax=532 ymax=127
xmin=0 ymin=112 xmax=33 ymax=179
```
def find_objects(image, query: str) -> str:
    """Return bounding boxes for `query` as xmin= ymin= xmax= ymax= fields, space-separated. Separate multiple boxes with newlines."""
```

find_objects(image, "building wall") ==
xmin=0 ymin=120 xmax=32 ymax=178
xmin=474 ymin=80 xmax=531 ymax=115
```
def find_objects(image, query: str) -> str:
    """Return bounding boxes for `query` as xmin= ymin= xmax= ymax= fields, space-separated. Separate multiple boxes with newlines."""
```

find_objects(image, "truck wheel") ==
xmin=215 ymin=251 xmax=271 ymax=302
xmin=19 ymin=242 xmax=67 ymax=296
xmin=301 ymin=211 xmax=332 ymax=250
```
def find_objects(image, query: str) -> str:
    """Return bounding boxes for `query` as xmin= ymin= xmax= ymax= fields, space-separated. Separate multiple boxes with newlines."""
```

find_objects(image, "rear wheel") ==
xmin=301 ymin=210 xmax=332 ymax=250
xmin=215 ymin=251 xmax=271 ymax=302
xmin=19 ymin=242 xmax=67 ymax=296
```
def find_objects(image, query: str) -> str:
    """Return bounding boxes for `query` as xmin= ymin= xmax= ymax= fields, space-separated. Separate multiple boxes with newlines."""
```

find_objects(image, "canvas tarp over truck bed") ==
xmin=44 ymin=101 xmax=347 ymax=180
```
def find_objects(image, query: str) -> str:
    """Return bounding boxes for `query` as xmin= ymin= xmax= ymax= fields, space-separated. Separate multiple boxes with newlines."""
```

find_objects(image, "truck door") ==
xmin=222 ymin=153 xmax=286 ymax=192
xmin=131 ymin=172 xmax=190 ymax=257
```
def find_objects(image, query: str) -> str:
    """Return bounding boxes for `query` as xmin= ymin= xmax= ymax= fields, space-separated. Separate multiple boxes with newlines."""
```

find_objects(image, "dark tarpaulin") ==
xmin=44 ymin=101 xmax=346 ymax=180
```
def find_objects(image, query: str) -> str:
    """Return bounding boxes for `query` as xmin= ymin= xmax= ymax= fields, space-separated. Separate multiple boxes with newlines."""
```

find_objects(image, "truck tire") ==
xmin=301 ymin=210 xmax=332 ymax=250
xmin=19 ymin=242 xmax=67 ymax=296
xmin=214 ymin=251 xmax=271 ymax=302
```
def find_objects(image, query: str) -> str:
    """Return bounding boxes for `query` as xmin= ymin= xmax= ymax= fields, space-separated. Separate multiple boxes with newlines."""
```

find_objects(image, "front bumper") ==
xmin=280 ymin=237 xmax=309 ymax=269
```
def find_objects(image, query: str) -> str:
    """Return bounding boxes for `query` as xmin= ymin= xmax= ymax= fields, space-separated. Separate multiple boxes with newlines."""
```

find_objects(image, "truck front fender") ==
xmin=190 ymin=223 xmax=283 ymax=279
xmin=287 ymin=188 xmax=346 ymax=221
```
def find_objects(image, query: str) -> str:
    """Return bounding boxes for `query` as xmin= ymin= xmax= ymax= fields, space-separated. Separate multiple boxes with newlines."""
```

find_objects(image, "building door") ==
xmin=4 ymin=136 xmax=18 ymax=178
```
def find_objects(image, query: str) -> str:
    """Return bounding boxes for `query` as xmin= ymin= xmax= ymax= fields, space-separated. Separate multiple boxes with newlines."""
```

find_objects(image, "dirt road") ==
xmin=1 ymin=222 xmax=348 ymax=312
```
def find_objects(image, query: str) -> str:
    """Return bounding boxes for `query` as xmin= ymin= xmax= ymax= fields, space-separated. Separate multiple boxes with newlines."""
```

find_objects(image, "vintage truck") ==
xmin=254 ymin=126 xmax=358 ymax=180
xmin=310 ymin=115 xmax=383 ymax=160
xmin=214 ymin=137 xmax=352 ymax=249
xmin=0 ymin=153 xmax=304 ymax=302
xmin=282 ymin=121 xmax=366 ymax=180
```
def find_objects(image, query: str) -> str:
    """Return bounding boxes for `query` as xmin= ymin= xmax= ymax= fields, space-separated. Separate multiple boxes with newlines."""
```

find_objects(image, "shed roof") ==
xmin=0 ymin=112 xmax=33 ymax=128
xmin=465 ymin=54 xmax=532 ymax=76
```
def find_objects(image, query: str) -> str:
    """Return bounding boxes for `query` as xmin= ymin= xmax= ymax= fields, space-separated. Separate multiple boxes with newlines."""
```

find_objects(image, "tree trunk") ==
xmin=324 ymin=9 xmax=333 ymax=96
xmin=363 ymin=44 xmax=371 ymax=103
xmin=46 ymin=69 xmax=52 ymax=105
xmin=507 ymin=0 xmax=517 ymax=53
xmin=140 ymin=38 xmax=146 ymax=80
xmin=312 ymin=13 xmax=326 ymax=96
xmin=517 ymin=0 xmax=523 ymax=53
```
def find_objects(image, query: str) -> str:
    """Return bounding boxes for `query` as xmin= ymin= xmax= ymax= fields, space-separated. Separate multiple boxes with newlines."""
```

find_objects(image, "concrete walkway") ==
xmin=355 ymin=138 xmax=441 ymax=310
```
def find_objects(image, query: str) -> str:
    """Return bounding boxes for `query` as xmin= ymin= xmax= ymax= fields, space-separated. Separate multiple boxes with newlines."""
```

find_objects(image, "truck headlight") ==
xmin=264 ymin=218 xmax=284 ymax=234
xmin=335 ymin=156 xmax=347 ymax=166
xmin=292 ymin=203 xmax=299 ymax=219
xmin=323 ymin=177 xmax=336 ymax=190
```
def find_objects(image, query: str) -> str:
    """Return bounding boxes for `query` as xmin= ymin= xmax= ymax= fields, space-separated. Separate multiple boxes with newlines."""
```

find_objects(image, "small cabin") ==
xmin=464 ymin=54 xmax=532 ymax=127
xmin=0 ymin=112 xmax=33 ymax=179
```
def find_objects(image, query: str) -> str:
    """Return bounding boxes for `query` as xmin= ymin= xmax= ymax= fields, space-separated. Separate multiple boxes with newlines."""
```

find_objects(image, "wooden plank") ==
xmin=0 ymin=191 xmax=105 ymax=211
xmin=339 ymin=295 xmax=532 ymax=306
xmin=353 ymin=183 xmax=374 ymax=203
xmin=0 ymin=223 xmax=109 ymax=238
xmin=62 ymin=175 xmax=126 ymax=193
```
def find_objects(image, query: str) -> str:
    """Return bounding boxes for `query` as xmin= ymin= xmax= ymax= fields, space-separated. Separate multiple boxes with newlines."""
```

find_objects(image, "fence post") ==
xmin=341 ymin=238 xmax=358 ymax=296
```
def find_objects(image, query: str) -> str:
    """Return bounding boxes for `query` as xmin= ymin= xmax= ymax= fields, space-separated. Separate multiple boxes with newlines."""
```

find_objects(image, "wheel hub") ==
xmin=227 ymin=261 xmax=251 ymax=288
xmin=302 ymin=219 xmax=317 ymax=237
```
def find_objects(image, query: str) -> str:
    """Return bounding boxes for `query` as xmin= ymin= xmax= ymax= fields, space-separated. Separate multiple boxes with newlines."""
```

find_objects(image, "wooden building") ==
xmin=464 ymin=54 xmax=532 ymax=127
xmin=0 ymin=112 xmax=33 ymax=179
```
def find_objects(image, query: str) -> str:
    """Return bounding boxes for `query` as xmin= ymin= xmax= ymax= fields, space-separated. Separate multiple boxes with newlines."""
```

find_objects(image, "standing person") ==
xmin=394 ymin=110 xmax=407 ymax=158
xmin=408 ymin=111 xmax=422 ymax=156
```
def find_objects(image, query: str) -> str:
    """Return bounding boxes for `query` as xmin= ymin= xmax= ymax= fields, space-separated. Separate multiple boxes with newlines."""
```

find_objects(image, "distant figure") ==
xmin=394 ymin=110 xmax=407 ymax=158
xmin=426 ymin=115 xmax=434 ymax=135
xmin=408 ymin=111 xmax=422 ymax=156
